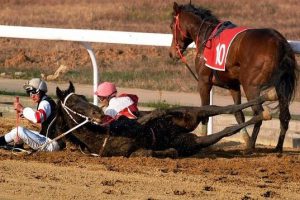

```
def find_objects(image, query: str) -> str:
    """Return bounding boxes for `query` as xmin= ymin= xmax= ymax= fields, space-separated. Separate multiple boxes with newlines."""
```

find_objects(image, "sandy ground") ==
xmin=1 ymin=117 xmax=300 ymax=200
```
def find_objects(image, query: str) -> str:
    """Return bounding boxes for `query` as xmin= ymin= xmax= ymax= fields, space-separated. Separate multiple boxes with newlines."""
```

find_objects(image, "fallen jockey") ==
xmin=0 ymin=78 xmax=65 ymax=153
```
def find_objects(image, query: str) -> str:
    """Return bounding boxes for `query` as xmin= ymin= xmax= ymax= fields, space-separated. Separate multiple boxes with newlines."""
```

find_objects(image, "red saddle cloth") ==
xmin=203 ymin=24 xmax=248 ymax=71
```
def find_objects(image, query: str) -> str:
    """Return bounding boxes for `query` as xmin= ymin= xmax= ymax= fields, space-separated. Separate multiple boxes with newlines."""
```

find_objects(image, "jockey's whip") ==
xmin=11 ymin=96 xmax=23 ymax=155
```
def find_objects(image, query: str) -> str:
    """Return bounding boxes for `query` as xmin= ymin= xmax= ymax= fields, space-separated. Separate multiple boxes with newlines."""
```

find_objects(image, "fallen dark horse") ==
xmin=52 ymin=82 xmax=276 ymax=158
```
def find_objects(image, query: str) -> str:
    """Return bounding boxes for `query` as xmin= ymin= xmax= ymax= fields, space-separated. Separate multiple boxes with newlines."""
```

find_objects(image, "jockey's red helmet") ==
xmin=95 ymin=82 xmax=117 ymax=97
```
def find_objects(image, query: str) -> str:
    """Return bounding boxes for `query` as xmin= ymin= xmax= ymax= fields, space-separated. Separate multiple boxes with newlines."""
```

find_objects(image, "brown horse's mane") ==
xmin=177 ymin=4 xmax=219 ymax=23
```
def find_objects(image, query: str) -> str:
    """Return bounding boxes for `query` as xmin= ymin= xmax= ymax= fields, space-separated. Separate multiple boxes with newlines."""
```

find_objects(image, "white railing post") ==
xmin=208 ymin=87 xmax=214 ymax=135
xmin=81 ymin=42 xmax=99 ymax=106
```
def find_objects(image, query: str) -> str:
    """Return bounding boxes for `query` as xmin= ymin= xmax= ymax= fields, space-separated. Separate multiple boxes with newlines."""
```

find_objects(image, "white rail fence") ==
xmin=0 ymin=25 xmax=299 ymax=134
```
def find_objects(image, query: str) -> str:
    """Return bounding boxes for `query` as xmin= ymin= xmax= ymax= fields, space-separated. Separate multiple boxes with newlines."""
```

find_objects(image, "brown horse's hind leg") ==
xmin=243 ymin=86 xmax=264 ymax=151
xmin=171 ymin=111 xmax=271 ymax=156
xmin=275 ymin=97 xmax=291 ymax=152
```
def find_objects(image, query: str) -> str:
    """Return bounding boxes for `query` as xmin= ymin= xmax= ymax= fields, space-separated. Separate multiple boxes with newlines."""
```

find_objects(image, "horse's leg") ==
xmin=173 ymin=112 xmax=271 ymax=156
xmin=198 ymin=81 xmax=212 ymax=136
xmin=229 ymin=88 xmax=250 ymax=146
xmin=275 ymin=97 xmax=291 ymax=152
xmin=166 ymin=88 xmax=276 ymax=133
xmin=171 ymin=110 xmax=271 ymax=156
xmin=194 ymin=87 xmax=276 ymax=118
xmin=243 ymin=86 xmax=264 ymax=151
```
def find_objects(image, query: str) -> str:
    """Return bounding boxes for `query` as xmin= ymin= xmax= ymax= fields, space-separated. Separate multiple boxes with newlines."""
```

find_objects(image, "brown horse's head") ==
xmin=169 ymin=2 xmax=193 ymax=60
xmin=56 ymin=81 xmax=105 ymax=125
xmin=169 ymin=2 xmax=219 ymax=60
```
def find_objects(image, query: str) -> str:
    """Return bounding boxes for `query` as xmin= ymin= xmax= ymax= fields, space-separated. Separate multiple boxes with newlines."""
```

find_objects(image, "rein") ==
xmin=174 ymin=13 xmax=220 ymax=83
xmin=174 ymin=15 xmax=199 ymax=82
xmin=36 ymin=93 xmax=92 ymax=152
xmin=38 ymin=118 xmax=89 ymax=151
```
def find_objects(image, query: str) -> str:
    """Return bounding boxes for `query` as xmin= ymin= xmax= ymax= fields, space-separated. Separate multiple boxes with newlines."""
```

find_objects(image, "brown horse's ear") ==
xmin=173 ymin=2 xmax=180 ymax=14
xmin=68 ymin=81 xmax=75 ymax=93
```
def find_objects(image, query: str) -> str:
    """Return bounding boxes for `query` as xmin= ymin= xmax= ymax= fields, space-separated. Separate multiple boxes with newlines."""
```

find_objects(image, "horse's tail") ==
xmin=262 ymin=41 xmax=299 ymax=104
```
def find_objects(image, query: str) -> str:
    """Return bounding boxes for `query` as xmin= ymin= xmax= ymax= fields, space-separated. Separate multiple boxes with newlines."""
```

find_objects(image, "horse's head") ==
xmin=56 ymin=81 xmax=105 ymax=125
xmin=169 ymin=2 xmax=194 ymax=60
xmin=169 ymin=2 xmax=219 ymax=60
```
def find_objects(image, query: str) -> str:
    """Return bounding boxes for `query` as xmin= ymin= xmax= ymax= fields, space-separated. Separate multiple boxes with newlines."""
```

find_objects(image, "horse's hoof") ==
xmin=164 ymin=148 xmax=178 ymax=159
xmin=272 ymin=147 xmax=283 ymax=153
xmin=264 ymin=87 xmax=278 ymax=101
xmin=262 ymin=110 xmax=272 ymax=120
xmin=243 ymin=149 xmax=254 ymax=155
xmin=130 ymin=149 xmax=153 ymax=157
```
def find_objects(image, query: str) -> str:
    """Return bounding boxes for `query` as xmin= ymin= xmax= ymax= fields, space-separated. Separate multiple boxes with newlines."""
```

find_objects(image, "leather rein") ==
xmin=173 ymin=14 xmax=215 ymax=82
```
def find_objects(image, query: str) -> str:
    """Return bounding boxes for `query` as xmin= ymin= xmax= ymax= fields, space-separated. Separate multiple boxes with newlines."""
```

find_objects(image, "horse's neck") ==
xmin=186 ymin=15 xmax=218 ymax=52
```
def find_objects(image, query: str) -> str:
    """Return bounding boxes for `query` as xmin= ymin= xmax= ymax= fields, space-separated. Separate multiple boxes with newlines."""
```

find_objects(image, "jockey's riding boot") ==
xmin=0 ymin=136 xmax=8 ymax=146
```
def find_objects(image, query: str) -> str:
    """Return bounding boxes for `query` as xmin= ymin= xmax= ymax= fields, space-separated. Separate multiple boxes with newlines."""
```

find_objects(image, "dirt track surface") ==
xmin=1 ymin=117 xmax=300 ymax=199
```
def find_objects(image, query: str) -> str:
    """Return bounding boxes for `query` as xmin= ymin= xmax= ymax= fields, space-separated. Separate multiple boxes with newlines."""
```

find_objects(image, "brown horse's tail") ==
xmin=262 ymin=41 xmax=299 ymax=104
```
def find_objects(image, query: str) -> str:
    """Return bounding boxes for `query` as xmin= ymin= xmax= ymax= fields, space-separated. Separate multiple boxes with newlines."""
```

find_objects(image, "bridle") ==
xmin=173 ymin=14 xmax=199 ymax=81
xmin=61 ymin=92 xmax=110 ymax=157
xmin=61 ymin=93 xmax=92 ymax=125
xmin=173 ymin=14 xmax=190 ymax=64
xmin=173 ymin=13 xmax=216 ymax=82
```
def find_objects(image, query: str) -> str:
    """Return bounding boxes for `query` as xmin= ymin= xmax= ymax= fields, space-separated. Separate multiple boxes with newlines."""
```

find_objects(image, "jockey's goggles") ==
xmin=25 ymin=86 xmax=39 ymax=96
xmin=97 ymin=92 xmax=116 ymax=102
xmin=97 ymin=96 xmax=108 ymax=101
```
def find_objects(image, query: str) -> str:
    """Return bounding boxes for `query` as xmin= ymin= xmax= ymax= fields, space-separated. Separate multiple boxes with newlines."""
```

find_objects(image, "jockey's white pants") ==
xmin=4 ymin=126 xmax=60 ymax=152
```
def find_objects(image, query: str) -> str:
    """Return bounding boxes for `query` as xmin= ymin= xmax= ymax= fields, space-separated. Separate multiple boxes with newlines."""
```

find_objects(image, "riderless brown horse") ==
xmin=169 ymin=2 xmax=298 ymax=152
xmin=51 ymin=82 xmax=275 ymax=157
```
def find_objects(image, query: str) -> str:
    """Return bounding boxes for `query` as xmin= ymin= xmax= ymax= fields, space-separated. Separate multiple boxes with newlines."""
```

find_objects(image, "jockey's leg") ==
xmin=1 ymin=126 xmax=60 ymax=152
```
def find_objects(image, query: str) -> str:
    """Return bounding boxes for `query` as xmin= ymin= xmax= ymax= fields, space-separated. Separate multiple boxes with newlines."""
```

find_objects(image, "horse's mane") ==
xmin=178 ymin=4 xmax=219 ymax=23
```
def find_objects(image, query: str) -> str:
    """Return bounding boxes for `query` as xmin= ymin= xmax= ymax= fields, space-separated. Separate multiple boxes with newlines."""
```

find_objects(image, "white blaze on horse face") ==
xmin=215 ymin=43 xmax=226 ymax=65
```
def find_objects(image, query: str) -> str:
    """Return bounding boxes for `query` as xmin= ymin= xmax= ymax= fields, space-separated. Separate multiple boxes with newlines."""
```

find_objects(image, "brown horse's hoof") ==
xmin=263 ymin=87 xmax=278 ymax=101
xmin=262 ymin=110 xmax=272 ymax=120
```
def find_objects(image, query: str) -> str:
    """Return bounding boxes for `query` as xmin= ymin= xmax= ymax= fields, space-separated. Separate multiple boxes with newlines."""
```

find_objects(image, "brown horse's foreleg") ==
xmin=198 ymin=81 xmax=212 ymax=136
xmin=243 ymin=86 xmax=264 ymax=151
xmin=171 ymin=111 xmax=271 ymax=156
